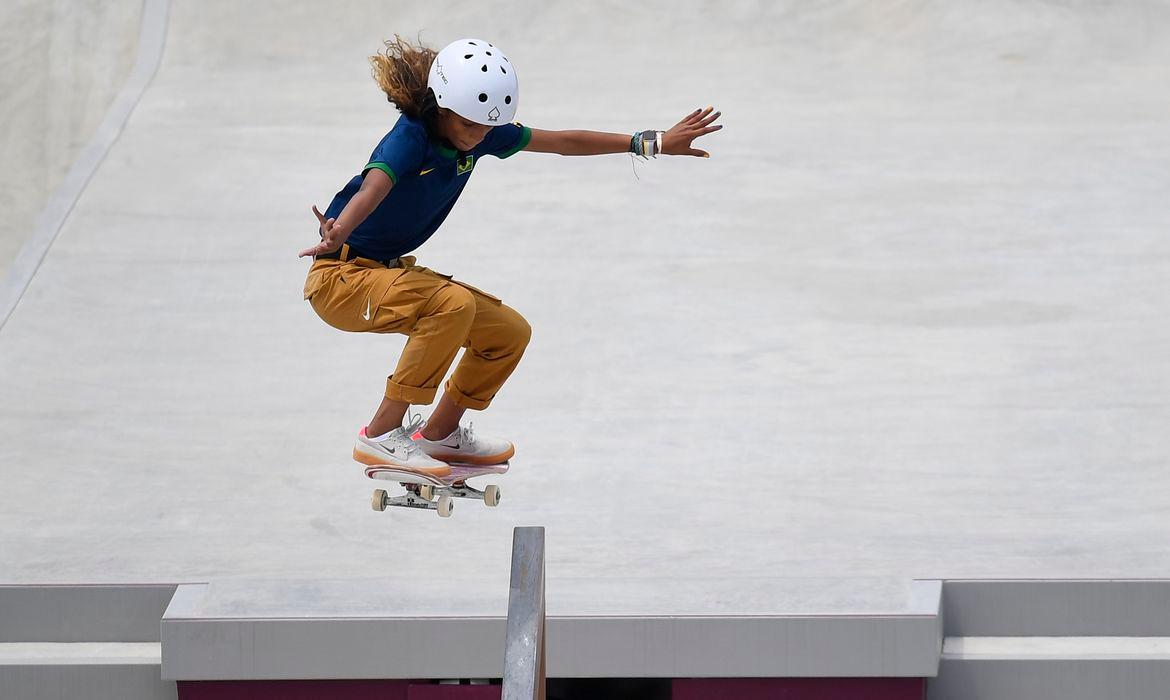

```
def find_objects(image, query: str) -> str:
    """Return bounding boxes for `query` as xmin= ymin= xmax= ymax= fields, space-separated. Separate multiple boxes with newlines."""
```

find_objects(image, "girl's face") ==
xmin=437 ymin=109 xmax=492 ymax=151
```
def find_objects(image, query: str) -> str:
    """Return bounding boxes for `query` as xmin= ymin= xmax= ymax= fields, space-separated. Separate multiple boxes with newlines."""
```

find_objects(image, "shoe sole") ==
xmin=426 ymin=444 xmax=515 ymax=466
xmin=352 ymin=445 xmax=452 ymax=477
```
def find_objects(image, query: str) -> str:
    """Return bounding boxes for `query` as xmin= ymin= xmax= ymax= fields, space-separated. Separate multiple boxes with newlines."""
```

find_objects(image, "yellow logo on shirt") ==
xmin=457 ymin=155 xmax=475 ymax=176
xmin=419 ymin=168 xmax=435 ymax=176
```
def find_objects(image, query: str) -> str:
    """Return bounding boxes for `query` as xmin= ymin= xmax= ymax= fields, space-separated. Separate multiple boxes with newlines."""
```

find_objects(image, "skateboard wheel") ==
xmin=437 ymin=495 xmax=454 ymax=518
xmin=419 ymin=485 xmax=435 ymax=501
xmin=484 ymin=485 xmax=501 ymax=507
xmin=371 ymin=489 xmax=388 ymax=512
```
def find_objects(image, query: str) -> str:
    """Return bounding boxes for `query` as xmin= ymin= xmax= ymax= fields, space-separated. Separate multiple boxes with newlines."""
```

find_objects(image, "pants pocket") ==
xmin=309 ymin=261 xmax=414 ymax=333
xmin=407 ymin=263 xmax=504 ymax=305
xmin=418 ymin=266 xmax=503 ymax=305
xmin=451 ymin=279 xmax=502 ymax=304
xmin=303 ymin=261 xmax=332 ymax=300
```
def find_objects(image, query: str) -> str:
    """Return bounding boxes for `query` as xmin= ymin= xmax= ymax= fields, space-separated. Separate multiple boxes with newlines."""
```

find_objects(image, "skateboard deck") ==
xmin=366 ymin=461 xmax=510 ymax=518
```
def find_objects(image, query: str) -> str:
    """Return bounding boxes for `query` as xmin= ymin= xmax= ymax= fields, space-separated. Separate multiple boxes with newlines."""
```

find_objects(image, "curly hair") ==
xmin=369 ymin=35 xmax=438 ymax=123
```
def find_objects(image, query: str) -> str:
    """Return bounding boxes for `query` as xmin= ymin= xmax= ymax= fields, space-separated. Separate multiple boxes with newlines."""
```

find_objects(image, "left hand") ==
xmin=298 ymin=205 xmax=344 ymax=259
xmin=661 ymin=106 xmax=723 ymax=158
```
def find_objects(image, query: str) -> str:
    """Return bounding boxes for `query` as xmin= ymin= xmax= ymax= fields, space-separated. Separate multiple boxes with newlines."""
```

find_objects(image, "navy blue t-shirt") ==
xmin=325 ymin=114 xmax=531 ymax=260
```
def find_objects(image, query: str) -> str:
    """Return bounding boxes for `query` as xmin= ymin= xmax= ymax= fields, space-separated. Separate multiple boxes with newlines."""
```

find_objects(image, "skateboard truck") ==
xmin=368 ymin=464 xmax=507 ymax=518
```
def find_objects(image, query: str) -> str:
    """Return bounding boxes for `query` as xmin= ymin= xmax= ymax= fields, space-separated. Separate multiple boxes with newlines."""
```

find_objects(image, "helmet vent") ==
xmin=486 ymin=51 xmax=492 ymax=56
xmin=505 ymin=95 xmax=512 ymax=104
xmin=481 ymin=64 xmax=488 ymax=72
xmin=469 ymin=41 xmax=478 ymax=46
xmin=501 ymin=66 xmax=507 ymax=75
xmin=464 ymin=54 xmax=472 ymax=59
xmin=479 ymin=93 xmax=488 ymax=103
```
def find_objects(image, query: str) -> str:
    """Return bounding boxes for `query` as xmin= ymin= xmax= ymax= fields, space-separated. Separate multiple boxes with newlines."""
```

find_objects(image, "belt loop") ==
xmin=340 ymin=243 xmax=351 ymax=262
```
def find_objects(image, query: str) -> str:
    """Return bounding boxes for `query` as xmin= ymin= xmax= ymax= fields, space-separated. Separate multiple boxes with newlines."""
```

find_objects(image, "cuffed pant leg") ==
xmin=445 ymin=300 xmax=532 ymax=411
xmin=384 ymin=282 xmax=476 ymax=405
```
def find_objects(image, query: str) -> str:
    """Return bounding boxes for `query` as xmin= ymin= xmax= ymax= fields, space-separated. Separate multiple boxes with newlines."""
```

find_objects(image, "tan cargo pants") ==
xmin=303 ymin=246 xmax=531 ymax=410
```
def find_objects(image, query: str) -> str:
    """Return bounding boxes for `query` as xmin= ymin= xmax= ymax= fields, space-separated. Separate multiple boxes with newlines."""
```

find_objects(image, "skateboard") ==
xmin=366 ymin=462 xmax=510 ymax=518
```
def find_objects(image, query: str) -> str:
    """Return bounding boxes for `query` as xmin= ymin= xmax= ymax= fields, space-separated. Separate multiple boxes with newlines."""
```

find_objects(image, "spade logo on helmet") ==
xmin=487 ymin=107 xmax=501 ymax=122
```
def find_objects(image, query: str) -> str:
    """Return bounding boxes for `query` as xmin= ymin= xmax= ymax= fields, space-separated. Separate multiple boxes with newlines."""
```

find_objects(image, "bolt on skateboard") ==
xmin=366 ymin=462 xmax=510 ymax=518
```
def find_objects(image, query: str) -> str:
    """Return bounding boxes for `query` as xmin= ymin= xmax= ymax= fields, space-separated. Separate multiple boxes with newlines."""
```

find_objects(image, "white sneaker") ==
xmin=353 ymin=416 xmax=451 ymax=476
xmin=411 ymin=420 xmax=514 ymax=466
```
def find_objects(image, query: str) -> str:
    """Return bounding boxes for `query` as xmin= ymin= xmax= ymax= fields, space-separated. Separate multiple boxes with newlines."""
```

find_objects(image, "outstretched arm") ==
xmin=524 ymin=107 xmax=722 ymax=158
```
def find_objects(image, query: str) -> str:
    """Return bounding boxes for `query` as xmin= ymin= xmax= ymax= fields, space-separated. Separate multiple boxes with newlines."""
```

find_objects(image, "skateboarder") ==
xmin=300 ymin=36 xmax=722 ymax=475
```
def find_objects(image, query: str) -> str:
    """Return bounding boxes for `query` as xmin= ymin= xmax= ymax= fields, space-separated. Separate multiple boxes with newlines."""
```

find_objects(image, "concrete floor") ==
xmin=2 ymin=0 xmax=1169 ymax=613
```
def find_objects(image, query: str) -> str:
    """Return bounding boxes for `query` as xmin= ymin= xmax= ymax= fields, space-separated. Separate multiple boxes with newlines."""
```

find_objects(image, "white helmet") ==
xmin=427 ymin=38 xmax=518 ymax=126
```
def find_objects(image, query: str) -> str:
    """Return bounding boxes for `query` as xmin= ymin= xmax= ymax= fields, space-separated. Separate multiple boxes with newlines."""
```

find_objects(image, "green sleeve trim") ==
xmin=496 ymin=125 xmax=532 ymax=159
xmin=363 ymin=161 xmax=398 ymax=185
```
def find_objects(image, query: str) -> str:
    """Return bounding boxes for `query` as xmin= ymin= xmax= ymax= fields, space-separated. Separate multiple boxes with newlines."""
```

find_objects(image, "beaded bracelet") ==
xmin=630 ymin=130 xmax=665 ymax=159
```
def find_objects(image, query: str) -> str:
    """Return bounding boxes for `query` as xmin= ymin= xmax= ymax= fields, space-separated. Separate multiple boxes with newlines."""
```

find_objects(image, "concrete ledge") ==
xmin=552 ymin=614 xmax=940 ymax=678
xmin=930 ymin=636 xmax=1170 ymax=699
xmin=0 ymin=643 xmax=173 ymax=700
xmin=160 ymin=579 xmax=942 ymax=680
xmin=933 ymin=654 xmax=1170 ymax=700
xmin=942 ymin=580 xmax=1170 ymax=636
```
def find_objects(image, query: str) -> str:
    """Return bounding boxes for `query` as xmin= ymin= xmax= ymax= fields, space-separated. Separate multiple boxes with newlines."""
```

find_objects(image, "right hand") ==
xmin=298 ymin=205 xmax=345 ymax=258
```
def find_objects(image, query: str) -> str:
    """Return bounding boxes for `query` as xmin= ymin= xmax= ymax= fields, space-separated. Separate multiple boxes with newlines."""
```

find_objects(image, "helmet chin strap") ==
xmin=433 ymin=110 xmax=467 ymax=154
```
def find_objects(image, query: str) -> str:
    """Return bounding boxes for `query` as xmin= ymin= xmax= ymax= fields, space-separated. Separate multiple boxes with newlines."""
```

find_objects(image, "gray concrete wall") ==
xmin=931 ymin=581 xmax=1170 ymax=699
xmin=942 ymin=580 xmax=1170 ymax=637
xmin=0 ymin=661 xmax=175 ymax=700
xmin=0 ymin=585 xmax=178 ymax=700
xmin=0 ymin=0 xmax=142 ymax=280
xmin=931 ymin=648 xmax=1170 ymax=700
xmin=0 ymin=584 xmax=178 ymax=642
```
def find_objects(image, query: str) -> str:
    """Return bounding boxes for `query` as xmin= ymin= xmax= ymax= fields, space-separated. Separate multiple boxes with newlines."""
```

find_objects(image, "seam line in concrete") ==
xmin=0 ymin=0 xmax=171 ymax=332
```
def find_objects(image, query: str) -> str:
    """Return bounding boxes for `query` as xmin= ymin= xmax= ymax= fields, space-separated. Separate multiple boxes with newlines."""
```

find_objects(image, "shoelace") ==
xmin=457 ymin=422 xmax=476 ymax=447
xmin=388 ymin=431 xmax=420 ymax=456
xmin=385 ymin=412 xmax=426 ymax=456
xmin=403 ymin=411 xmax=474 ymax=449
xmin=404 ymin=411 xmax=425 ymax=437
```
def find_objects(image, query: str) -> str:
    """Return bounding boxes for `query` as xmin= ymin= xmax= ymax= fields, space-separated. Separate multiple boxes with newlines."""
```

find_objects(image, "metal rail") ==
xmin=502 ymin=526 xmax=546 ymax=700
